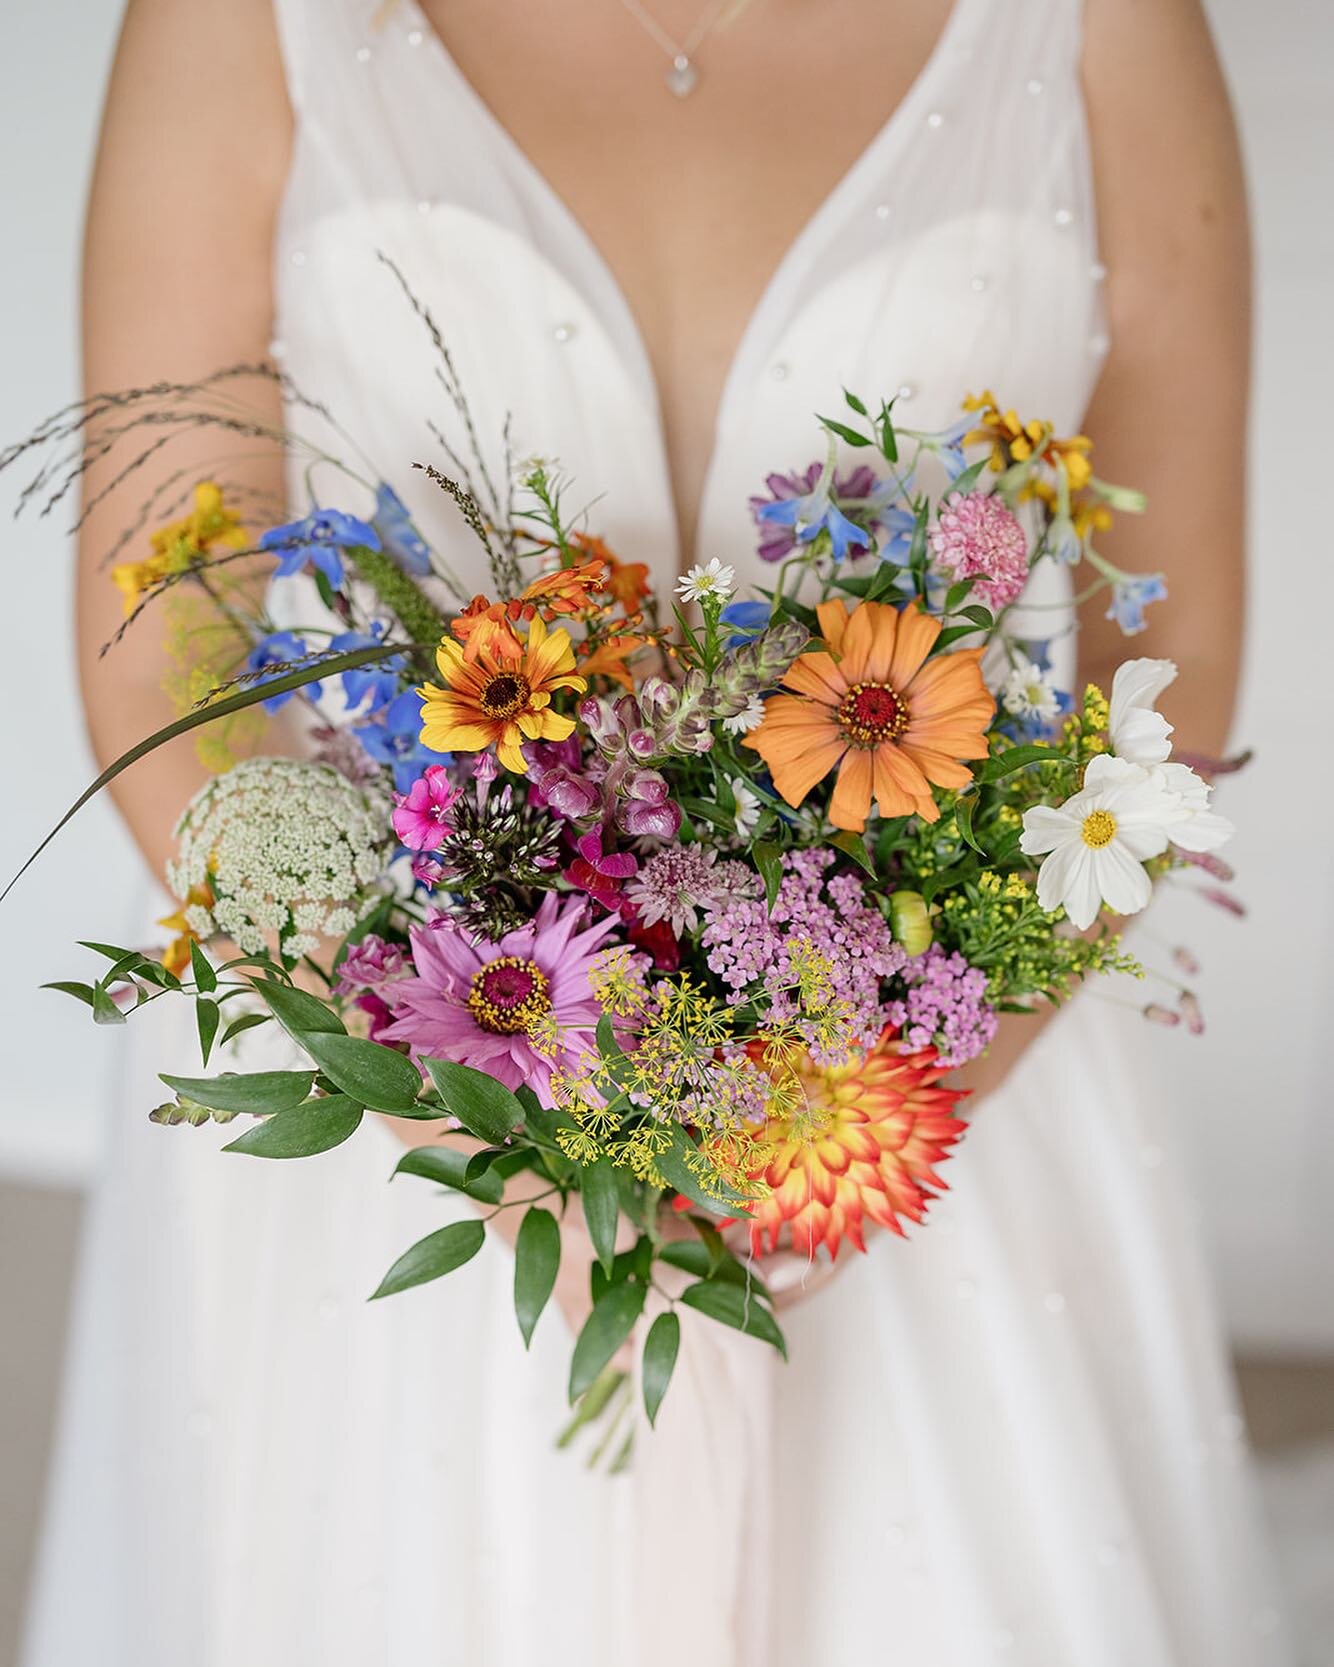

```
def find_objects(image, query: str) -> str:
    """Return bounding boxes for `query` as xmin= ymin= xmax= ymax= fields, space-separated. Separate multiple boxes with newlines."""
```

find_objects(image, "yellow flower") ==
xmin=962 ymin=390 xmax=1093 ymax=490
xmin=111 ymin=482 xmax=248 ymax=616
xmin=157 ymin=882 xmax=215 ymax=977
xmin=419 ymin=614 xmax=587 ymax=772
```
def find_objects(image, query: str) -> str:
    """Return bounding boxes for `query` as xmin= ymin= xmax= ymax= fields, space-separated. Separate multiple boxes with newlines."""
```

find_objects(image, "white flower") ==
xmin=1109 ymin=657 xmax=1177 ymax=764
xmin=729 ymin=781 xmax=762 ymax=838
xmin=1108 ymin=658 xmax=1233 ymax=852
xmin=722 ymin=694 xmax=766 ymax=737
xmin=1019 ymin=754 xmax=1185 ymax=928
xmin=168 ymin=757 xmax=392 ymax=959
xmin=676 ymin=558 xmax=736 ymax=606
xmin=1001 ymin=656 xmax=1063 ymax=723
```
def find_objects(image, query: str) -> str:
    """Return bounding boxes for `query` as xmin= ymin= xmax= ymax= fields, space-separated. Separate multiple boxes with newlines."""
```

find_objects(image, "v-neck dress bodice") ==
xmin=271 ymin=0 xmax=1106 ymax=612
xmin=22 ymin=6 xmax=1294 ymax=1667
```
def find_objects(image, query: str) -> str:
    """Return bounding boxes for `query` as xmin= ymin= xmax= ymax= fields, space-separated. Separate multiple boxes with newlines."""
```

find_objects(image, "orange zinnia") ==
xmin=744 ymin=598 xmax=993 ymax=831
xmin=742 ymin=1031 xmax=967 ymax=1259
xmin=419 ymin=615 xmax=587 ymax=773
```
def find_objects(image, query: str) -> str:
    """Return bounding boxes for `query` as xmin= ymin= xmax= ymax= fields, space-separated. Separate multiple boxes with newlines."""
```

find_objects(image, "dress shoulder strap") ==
xmin=270 ymin=0 xmax=392 ymax=122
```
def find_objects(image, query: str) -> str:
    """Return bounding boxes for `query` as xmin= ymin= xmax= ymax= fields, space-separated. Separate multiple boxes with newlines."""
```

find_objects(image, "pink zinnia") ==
xmin=379 ymin=894 xmax=619 ymax=1101
xmin=392 ymin=764 xmax=461 ymax=852
xmin=928 ymin=491 xmax=1029 ymax=612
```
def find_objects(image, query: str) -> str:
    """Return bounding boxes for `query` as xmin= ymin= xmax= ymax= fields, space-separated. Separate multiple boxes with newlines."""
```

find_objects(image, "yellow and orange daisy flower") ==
xmin=742 ymin=1030 xmax=967 ymax=1259
xmin=744 ymin=598 xmax=993 ymax=831
xmin=963 ymin=390 xmax=1093 ymax=491
xmin=419 ymin=614 xmax=587 ymax=773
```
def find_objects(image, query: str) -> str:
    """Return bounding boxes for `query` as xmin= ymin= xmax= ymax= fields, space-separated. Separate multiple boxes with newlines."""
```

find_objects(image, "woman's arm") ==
xmin=952 ymin=0 xmax=1251 ymax=1105
xmin=1079 ymin=0 xmax=1251 ymax=754
xmin=77 ymin=0 xmax=292 ymax=878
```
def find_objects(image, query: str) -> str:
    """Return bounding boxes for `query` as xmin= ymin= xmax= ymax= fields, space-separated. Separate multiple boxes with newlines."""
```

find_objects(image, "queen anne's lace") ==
xmin=167 ymin=757 xmax=391 ymax=958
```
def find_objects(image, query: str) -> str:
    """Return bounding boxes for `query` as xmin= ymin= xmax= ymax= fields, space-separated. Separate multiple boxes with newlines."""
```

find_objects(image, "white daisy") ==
xmin=1001 ymin=656 xmax=1063 ymax=723
xmin=676 ymin=558 xmax=736 ymax=606
xmin=1108 ymin=657 xmax=1233 ymax=851
xmin=722 ymin=694 xmax=766 ymax=737
xmin=1019 ymin=753 xmax=1184 ymax=929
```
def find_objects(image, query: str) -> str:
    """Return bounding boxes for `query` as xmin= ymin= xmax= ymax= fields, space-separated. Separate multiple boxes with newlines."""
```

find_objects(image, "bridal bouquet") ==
xmin=6 ymin=338 xmax=1237 ymax=1436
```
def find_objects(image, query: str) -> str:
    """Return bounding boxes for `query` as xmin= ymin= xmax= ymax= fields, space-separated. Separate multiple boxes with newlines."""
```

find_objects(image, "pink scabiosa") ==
xmin=928 ymin=491 xmax=1029 ymax=612
xmin=379 ymin=895 xmax=619 ymax=1100
xmin=391 ymin=764 xmax=462 ymax=851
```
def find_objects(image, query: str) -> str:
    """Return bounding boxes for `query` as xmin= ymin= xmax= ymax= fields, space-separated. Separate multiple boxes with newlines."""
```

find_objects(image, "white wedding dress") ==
xmin=24 ymin=1 xmax=1293 ymax=1663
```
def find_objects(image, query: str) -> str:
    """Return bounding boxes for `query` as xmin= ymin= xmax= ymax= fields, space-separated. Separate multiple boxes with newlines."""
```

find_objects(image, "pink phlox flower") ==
xmin=392 ymin=764 xmax=462 ymax=851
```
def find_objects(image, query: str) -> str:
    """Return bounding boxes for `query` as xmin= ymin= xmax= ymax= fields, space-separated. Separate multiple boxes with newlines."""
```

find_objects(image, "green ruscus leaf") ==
xmin=568 ymin=1281 xmax=646 ymax=1403
xmin=223 ymin=1094 xmax=364 ymax=1159
xmin=392 ymin=1145 xmax=503 ymax=1205
xmin=580 ymin=1158 xmax=620 ymax=1278
xmin=370 ymin=1218 xmax=486 ymax=1300
xmin=513 ymin=1206 xmax=561 ymax=1348
xmin=678 ymin=1278 xmax=788 ymax=1358
xmin=641 ymin=1311 xmax=680 ymax=1428
xmin=160 ymin=1068 xmax=314 ymax=1116
xmin=297 ymin=1031 xmax=424 ymax=1114
xmin=422 ymin=1058 xmax=525 ymax=1145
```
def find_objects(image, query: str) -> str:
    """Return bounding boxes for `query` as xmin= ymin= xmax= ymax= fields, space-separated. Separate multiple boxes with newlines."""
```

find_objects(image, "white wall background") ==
xmin=0 ymin=1 xmax=1329 ymax=1347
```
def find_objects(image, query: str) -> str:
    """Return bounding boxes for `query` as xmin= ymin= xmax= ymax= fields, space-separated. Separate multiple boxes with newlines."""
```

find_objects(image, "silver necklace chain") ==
xmin=618 ymin=0 xmax=733 ymax=97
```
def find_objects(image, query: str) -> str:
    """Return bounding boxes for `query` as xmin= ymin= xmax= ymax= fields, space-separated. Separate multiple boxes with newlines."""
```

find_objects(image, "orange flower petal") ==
xmin=872 ymin=743 xmax=934 ymax=819
xmin=782 ymin=651 xmax=849 ymax=705
xmin=886 ymin=605 xmax=942 ymax=689
xmin=815 ymin=598 xmax=851 ymax=655
xmin=828 ymin=747 xmax=875 ymax=831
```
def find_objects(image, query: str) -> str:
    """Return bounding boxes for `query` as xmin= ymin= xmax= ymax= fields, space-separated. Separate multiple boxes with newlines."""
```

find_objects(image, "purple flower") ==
xmin=749 ymin=463 xmax=877 ymax=563
xmin=335 ymin=934 xmax=411 ymax=996
xmin=566 ymin=828 xmax=638 ymax=910
xmin=372 ymin=482 xmax=432 ymax=577
xmin=885 ymin=944 xmax=998 ymax=1068
xmin=523 ymin=738 xmax=602 ymax=821
xmin=246 ymin=630 xmax=320 ymax=712
xmin=260 ymin=508 xmax=381 ymax=589
xmin=391 ymin=764 xmax=462 ymax=852
xmin=626 ymin=844 xmax=757 ymax=936
xmin=615 ymin=770 xmax=682 ymax=840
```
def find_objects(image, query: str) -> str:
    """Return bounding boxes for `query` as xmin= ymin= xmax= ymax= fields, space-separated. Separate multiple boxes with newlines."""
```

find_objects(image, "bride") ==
xmin=25 ymin=0 xmax=1291 ymax=1662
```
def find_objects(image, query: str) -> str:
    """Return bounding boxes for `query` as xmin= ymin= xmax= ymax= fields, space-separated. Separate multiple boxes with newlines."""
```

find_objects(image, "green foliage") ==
xmin=392 ymin=1145 xmax=504 ymax=1205
xmin=513 ymin=1206 xmax=561 ymax=1348
xmin=569 ymin=1281 xmax=646 ymax=1402
xmin=423 ymin=1059 xmax=525 ymax=1145
xmin=678 ymin=1278 xmax=787 ymax=1358
xmin=641 ymin=1312 xmax=680 ymax=1428
xmin=370 ymin=1218 xmax=487 ymax=1300
xmin=160 ymin=1069 xmax=314 ymax=1115
xmin=580 ymin=1158 xmax=620 ymax=1277
xmin=299 ymin=1032 xmax=423 ymax=1114
xmin=223 ymin=1094 xmax=364 ymax=1159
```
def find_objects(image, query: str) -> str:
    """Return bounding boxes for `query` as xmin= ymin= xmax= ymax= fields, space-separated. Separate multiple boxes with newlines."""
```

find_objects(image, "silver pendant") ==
xmin=666 ymin=53 xmax=698 ymax=97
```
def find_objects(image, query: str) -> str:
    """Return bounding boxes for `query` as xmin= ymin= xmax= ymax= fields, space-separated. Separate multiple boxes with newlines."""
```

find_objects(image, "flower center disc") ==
xmin=480 ymin=672 xmax=531 ymax=720
xmin=467 ymin=955 xmax=551 ymax=1034
xmin=1081 ymin=808 xmax=1118 ymax=849
xmin=837 ymin=681 xmax=908 ymax=745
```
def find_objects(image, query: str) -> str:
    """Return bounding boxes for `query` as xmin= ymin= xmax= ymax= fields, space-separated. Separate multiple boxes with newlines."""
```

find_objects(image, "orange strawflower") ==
xmin=742 ymin=1031 xmax=967 ymax=1259
xmin=420 ymin=615 xmax=587 ymax=773
xmin=744 ymin=598 xmax=993 ymax=831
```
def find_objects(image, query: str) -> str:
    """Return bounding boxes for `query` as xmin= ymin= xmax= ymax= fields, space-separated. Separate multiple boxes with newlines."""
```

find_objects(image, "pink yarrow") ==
xmin=928 ymin=491 xmax=1029 ymax=612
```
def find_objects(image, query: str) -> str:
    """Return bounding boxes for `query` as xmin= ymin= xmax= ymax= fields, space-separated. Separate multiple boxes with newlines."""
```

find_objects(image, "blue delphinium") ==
xmin=356 ymin=688 xmax=452 ymax=793
xmin=719 ymin=600 xmax=772 ymax=644
xmin=259 ymin=508 xmax=381 ymax=589
xmin=328 ymin=621 xmax=405 ymax=713
xmin=246 ymin=630 xmax=321 ymax=712
xmin=372 ymin=482 xmax=433 ymax=577
xmin=1106 ymin=572 xmax=1167 ymax=636
xmin=752 ymin=475 xmax=871 ymax=563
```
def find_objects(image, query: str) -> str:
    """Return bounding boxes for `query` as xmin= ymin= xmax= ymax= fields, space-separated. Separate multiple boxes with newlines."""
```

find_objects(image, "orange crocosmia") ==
xmin=742 ymin=1031 xmax=967 ymax=1259
xmin=570 ymin=532 xmax=651 ymax=614
xmin=420 ymin=614 xmax=587 ymax=773
xmin=744 ymin=598 xmax=993 ymax=832
xmin=521 ymin=557 xmax=609 ymax=615
xmin=451 ymin=594 xmax=530 ymax=663
xmin=576 ymin=633 xmax=651 ymax=691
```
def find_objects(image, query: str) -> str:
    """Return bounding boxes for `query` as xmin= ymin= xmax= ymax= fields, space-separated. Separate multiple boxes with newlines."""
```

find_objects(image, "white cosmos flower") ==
xmin=676 ymin=558 xmax=736 ymax=606
xmin=1002 ymin=656 xmax=1063 ymax=723
xmin=1019 ymin=753 xmax=1185 ymax=928
xmin=1109 ymin=657 xmax=1178 ymax=764
xmin=1108 ymin=657 xmax=1234 ymax=852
